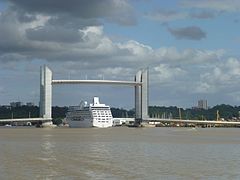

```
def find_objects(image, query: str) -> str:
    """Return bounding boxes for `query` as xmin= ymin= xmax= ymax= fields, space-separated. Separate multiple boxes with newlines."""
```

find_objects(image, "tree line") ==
xmin=0 ymin=104 xmax=239 ymax=122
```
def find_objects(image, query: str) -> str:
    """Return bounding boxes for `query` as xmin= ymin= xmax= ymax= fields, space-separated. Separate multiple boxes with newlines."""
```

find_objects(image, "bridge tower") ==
xmin=135 ymin=69 xmax=149 ymax=124
xmin=40 ymin=65 xmax=52 ymax=119
xmin=141 ymin=69 xmax=149 ymax=120
xmin=135 ymin=70 xmax=142 ymax=121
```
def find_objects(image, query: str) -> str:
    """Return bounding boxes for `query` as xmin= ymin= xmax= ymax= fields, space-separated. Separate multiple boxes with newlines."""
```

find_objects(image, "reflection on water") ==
xmin=0 ymin=127 xmax=240 ymax=179
xmin=36 ymin=133 xmax=58 ymax=179
xmin=40 ymin=134 xmax=56 ymax=160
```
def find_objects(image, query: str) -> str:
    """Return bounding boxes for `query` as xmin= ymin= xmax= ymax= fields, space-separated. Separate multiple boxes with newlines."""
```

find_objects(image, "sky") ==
xmin=0 ymin=0 xmax=240 ymax=109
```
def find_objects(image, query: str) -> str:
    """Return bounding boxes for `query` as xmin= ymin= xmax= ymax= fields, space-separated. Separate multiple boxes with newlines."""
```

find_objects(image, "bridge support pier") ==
xmin=42 ymin=121 xmax=56 ymax=127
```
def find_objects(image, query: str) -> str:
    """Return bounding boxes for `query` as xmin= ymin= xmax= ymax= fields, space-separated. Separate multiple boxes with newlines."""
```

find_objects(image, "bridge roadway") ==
xmin=145 ymin=118 xmax=240 ymax=125
xmin=52 ymin=80 xmax=142 ymax=86
xmin=0 ymin=118 xmax=52 ymax=123
xmin=1 ymin=117 xmax=240 ymax=125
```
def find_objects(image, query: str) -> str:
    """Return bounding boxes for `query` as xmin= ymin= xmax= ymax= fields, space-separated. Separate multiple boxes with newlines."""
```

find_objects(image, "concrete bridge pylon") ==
xmin=40 ymin=65 xmax=52 ymax=119
xmin=134 ymin=69 xmax=149 ymax=124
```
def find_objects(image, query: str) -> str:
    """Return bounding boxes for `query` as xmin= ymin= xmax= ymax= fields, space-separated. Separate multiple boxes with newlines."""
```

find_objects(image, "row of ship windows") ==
xmin=93 ymin=111 xmax=108 ymax=112
xmin=94 ymin=116 xmax=112 ymax=119
xmin=95 ymin=118 xmax=112 ymax=120
xmin=98 ymin=121 xmax=110 ymax=123
xmin=93 ymin=112 xmax=111 ymax=114
xmin=92 ymin=110 xmax=111 ymax=113
xmin=93 ymin=114 xmax=112 ymax=116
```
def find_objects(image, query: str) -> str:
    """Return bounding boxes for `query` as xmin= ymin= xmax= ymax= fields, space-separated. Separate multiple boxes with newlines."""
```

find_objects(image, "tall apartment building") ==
xmin=10 ymin=101 xmax=23 ymax=107
xmin=198 ymin=100 xmax=208 ymax=110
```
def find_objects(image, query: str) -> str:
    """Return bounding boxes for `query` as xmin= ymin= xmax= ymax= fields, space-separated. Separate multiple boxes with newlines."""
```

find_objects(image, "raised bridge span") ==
xmin=52 ymin=80 xmax=142 ymax=86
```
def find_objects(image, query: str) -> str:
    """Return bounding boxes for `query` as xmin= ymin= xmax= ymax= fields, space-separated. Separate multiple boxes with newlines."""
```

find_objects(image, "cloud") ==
xmin=201 ymin=58 xmax=240 ymax=85
xmin=189 ymin=11 xmax=216 ymax=19
xmin=167 ymin=26 xmax=206 ymax=40
xmin=146 ymin=1 xmax=238 ymax=24
xmin=228 ymin=91 xmax=240 ymax=102
xmin=0 ymin=7 xmax=225 ymax=82
xmin=0 ymin=0 xmax=239 ymax=109
xmin=8 ymin=0 xmax=137 ymax=26
xmin=0 ymin=6 xmax=137 ymax=68
xmin=153 ymin=64 xmax=186 ymax=83
xmin=234 ymin=19 xmax=240 ymax=23
xmin=0 ymin=10 xmax=225 ymax=73
xmin=194 ymin=58 xmax=240 ymax=93
xmin=145 ymin=9 xmax=187 ymax=22
xmin=181 ymin=0 xmax=240 ymax=12
xmin=146 ymin=9 xmax=216 ymax=22
xmin=0 ymin=2 xmax=221 ymax=72
xmin=26 ymin=26 xmax=84 ymax=43
xmin=0 ymin=87 xmax=6 ymax=94
xmin=155 ymin=48 xmax=225 ymax=63
xmin=194 ymin=82 xmax=215 ymax=94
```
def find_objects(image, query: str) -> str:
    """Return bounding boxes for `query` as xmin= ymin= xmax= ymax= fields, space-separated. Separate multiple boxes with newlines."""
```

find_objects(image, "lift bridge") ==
xmin=1 ymin=65 xmax=240 ymax=127
xmin=0 ymin=66 xmax=148 ymax=126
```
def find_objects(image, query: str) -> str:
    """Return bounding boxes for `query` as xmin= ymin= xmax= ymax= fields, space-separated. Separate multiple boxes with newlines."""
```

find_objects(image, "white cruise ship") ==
xmin=66 ymin=97 xmax=113 ymax=128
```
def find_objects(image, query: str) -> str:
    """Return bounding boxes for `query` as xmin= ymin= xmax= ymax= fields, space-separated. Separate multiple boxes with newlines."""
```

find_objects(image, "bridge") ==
xmin=1 ymin=65 xmax=240 ymax=127
xmin=0 ymin=65 xmax=149 ymax=126
xmin=40 ymin=65 xmax=149 ymax=124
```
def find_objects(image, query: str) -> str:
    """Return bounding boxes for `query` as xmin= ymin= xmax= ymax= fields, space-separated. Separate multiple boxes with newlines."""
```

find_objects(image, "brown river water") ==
xmin=0 ymin=127 xmax=240 ymax=180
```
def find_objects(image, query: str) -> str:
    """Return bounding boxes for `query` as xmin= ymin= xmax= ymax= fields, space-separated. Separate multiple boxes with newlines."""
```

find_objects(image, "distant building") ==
xmin=198 ymin=100 xmax=208 ymax=110
xmin=26 ymin=102 xmax=34 ymax=106
xmin=2 ymin=105 xmax=11 ymax=109
xmin=10 ymin=101 xmax=23 ymax=107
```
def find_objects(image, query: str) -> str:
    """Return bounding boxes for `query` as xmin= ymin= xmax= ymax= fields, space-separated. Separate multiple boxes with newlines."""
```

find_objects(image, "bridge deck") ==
xmin=52 ymin=80 xmax=142 ymax=86
xmin=2 ymin=117 xmax=240 ymax=125
xmin=145 ymin=118 xmax=240 ymax=125
xmin=0 ymin=118 xmax=52 ymax=123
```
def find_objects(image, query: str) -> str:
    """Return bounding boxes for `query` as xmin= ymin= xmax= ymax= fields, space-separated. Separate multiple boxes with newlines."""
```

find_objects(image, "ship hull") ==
xmin=67 ymin=118 xmax=93 ymax=128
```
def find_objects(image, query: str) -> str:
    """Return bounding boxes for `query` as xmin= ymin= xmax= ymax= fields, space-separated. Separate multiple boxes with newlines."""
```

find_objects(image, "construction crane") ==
xmin=179 ymin=108 xmax=182 ymax=120
xmin=216 ymin=110 xmax=220 ymax=121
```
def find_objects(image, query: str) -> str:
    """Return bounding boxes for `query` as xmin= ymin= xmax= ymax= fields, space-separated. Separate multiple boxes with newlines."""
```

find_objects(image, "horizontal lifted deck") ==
xmin=52 ymin=80 xmax=142 ymax=86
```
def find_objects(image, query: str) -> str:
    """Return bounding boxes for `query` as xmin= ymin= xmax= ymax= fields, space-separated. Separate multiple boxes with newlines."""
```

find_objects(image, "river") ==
xmin=0 ymin=127 xmax=240 ymax=180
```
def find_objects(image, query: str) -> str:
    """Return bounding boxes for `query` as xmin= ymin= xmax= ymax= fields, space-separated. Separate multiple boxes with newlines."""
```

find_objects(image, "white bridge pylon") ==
xmin=40 ymin=65 xmax=149 ymax=123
